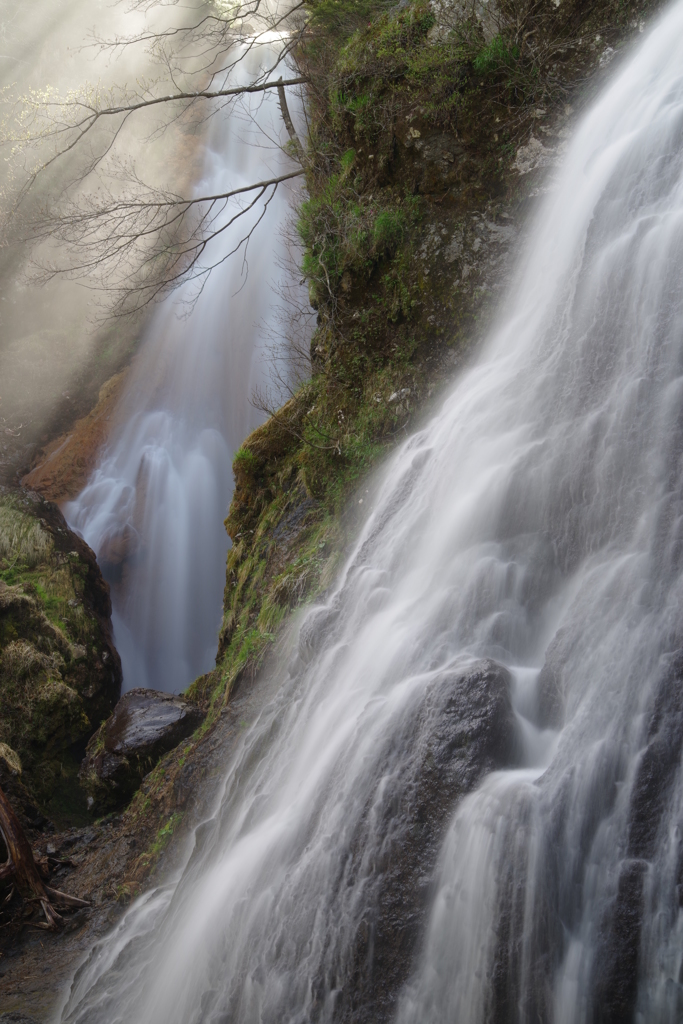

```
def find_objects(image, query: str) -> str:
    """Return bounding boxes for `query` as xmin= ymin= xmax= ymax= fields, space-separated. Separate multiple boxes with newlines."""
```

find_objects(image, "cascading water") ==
xmin=64 ymin=46 xmax=303 ymax=693
xmin=58 ymin=2 xmax=683 ymax=1021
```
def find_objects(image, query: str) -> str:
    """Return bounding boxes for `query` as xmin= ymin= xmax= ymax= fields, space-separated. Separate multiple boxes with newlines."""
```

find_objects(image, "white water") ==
xmin=65 ymin=45 xmax=303 ymax=693
xmin=60 ymin=2 xmax=683 ymax=1021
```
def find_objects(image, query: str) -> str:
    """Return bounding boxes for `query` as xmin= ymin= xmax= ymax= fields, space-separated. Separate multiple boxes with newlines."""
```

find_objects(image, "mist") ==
xmin=0 ymin=0 xmax=203 ymax=482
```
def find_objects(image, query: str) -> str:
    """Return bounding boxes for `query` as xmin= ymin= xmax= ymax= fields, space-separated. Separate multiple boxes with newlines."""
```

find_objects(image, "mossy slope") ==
xmin=0 ymin=487 xmax=121 ymax=823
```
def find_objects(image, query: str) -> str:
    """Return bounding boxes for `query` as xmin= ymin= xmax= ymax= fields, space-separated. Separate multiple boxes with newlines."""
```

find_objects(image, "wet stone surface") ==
xmin=337 ymin=658 xmax=517 ymax=1024
xmin=80 ymin=688 xmax=205 ymax=812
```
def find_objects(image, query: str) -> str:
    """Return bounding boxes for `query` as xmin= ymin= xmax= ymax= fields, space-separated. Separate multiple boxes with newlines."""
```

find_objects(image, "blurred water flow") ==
xmin=65 ymin=42 xmax=301 ymax=693
xmin=60 ymin=1 xmax=683 ymax=1021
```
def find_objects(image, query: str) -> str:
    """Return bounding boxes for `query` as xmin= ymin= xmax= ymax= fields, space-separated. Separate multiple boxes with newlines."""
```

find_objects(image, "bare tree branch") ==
xmin=27 ymin=168 xmax=305 ymax=316
xmin=36 ymin=76 xmax=309 ymax=122
xmin=0 ymin=0 xmax=312 ymax=312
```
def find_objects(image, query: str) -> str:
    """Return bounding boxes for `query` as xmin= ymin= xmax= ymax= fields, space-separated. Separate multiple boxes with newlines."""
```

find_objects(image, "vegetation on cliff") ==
xmin=188 ymin=0 xmax=660 ymax=723
xmin=0 ymin=488 xmax=121 ymax=823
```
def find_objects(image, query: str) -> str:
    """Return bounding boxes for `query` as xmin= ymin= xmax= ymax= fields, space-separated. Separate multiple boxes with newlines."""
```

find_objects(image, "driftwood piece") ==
xmin=0 ymin=785 xmax=89 ymax=930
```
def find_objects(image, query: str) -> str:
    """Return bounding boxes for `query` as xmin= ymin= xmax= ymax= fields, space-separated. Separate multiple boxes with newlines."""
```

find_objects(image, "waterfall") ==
xmin=59 ymin=1 xmax=683 ymax=1021
xmin=64 ymin=45 xmax=303 ymax=693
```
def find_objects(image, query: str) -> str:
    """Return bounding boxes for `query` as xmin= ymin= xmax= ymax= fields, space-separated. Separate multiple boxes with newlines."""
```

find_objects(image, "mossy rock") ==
xmin=226 ymin=396 xmax=307 ymax=537
xmin=0 ymin=487 xmax=121 ymax=823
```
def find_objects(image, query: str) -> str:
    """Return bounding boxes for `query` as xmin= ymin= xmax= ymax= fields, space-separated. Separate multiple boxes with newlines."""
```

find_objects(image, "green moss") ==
xmin=233 ymin=446 xmax=259 ymax=477
xmin=136 ymin=811 xmax=184 ymax=871
xmin=0 ymin=489 xmax=120 ymax=822
xmin=326 ymin=1 xmax=478 ymax=141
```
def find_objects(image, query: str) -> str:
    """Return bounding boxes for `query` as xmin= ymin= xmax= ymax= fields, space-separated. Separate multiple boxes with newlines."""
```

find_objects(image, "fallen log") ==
xmin=0 ymin=784 xmax=89 ymax=930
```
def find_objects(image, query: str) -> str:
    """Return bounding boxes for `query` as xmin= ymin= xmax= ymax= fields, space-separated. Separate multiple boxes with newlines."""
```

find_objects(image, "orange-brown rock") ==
xmin=22 ymin=372 xmax=126 ymax=502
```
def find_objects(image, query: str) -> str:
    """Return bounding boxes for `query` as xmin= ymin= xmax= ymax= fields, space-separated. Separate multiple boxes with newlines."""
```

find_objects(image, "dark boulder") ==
xmin=80 ymin=688 xmax=205 ymax=812
xmin=330 ymin=658 xmax=517 ymax=1024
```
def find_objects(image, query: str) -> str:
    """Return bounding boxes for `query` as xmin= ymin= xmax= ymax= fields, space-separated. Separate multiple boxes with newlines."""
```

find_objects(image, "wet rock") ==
xmin=173 ymin=758 xmax=203 ymax=812
xmin=334 ymin=658 xmax=516 ymax=1024
xmin=628 ymin=649 xmax=683 ymax=860
xmin=97 ymin=523 xmax=140 ymax=570
xmin=590 ymin=650 xmax=683 ymax=1023
xmin=536 ymin=627 xmax=575 ymax=729
xmin=297 ymin=604 xmax=339 ymax=665
xmin=272 ymin=497 xmax=320 ymax=548
xmin=80 ymin=688 xmax=205 ymax=812
xmin=0 ymin=487 xmax=121 ymax=815
xmin=403 ymin=129 xmax=463 ymax=172
xmin=419 ymin=133 xmax=463 ymax=169
xmin=591 ymin=859 xmax=648 ymax=1024
xmin=395 ymin=123 xmax=465 ymax=191
xmin=0 ymin=1013 xmax=43 ymax=1024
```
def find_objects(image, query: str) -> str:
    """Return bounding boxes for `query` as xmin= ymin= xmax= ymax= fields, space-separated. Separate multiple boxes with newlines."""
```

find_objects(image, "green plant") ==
xmin=233 ymin=446 xmax=259 ymax=474
xmin=138 ymin=811 xmax=184 ymax=866
xmin=473 ymin=35 xmax=521 ymax=75
xmin=373 ymin=208 xmax=407 ymax=252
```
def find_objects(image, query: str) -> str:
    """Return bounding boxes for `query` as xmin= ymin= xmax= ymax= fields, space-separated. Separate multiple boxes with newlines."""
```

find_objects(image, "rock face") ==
xmin=589 ymin=649 xmax=683 ymax=1024
xmin=536 ymin=626 xmax=577 ymax=729
xmin=536 ymin=643 xmax=683 ymax=1024
xmin=21 ymin=371 xmax=127 ymax=503
xmin=0 ymin=487 xmax=121 ymax=819
xmin=335 ymin=658 xmax=517 ymax=1024
xmin=80 ymin=688 xmax=205 ymax=811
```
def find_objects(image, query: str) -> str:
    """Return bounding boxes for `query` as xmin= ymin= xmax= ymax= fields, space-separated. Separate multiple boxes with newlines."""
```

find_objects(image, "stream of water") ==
xmin=64 ymin=43 xmax=303 ymax=693
xmin=59 ymin=1 xmax=683 ymax=1020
